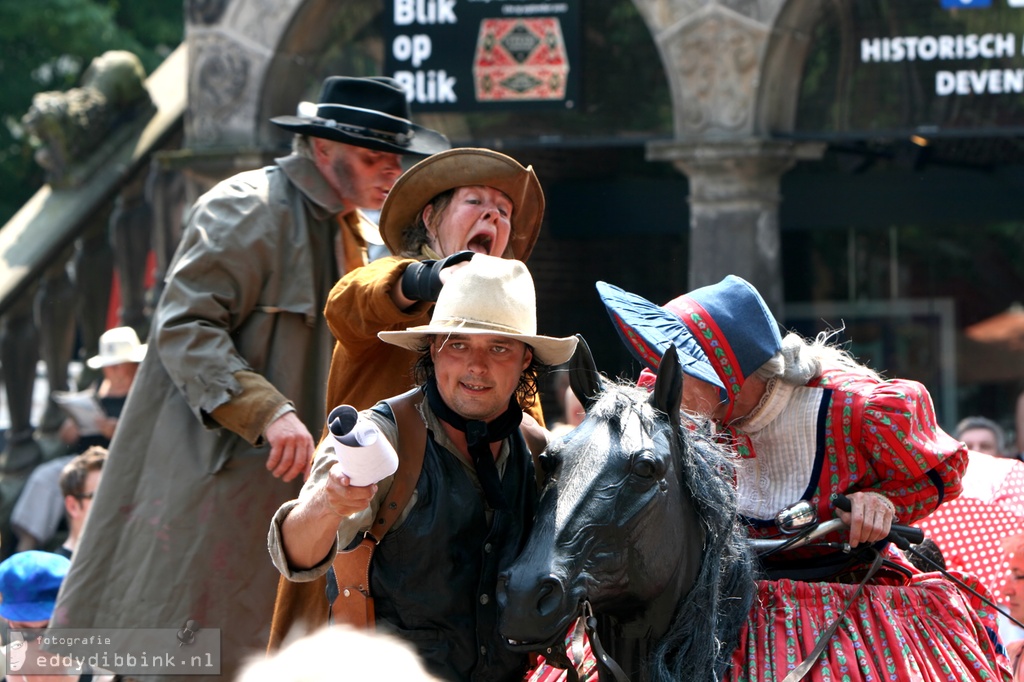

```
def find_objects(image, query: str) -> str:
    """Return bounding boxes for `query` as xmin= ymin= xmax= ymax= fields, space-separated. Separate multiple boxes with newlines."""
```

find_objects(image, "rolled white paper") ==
xmin=327 ymin=405 xmax=399 ymax=487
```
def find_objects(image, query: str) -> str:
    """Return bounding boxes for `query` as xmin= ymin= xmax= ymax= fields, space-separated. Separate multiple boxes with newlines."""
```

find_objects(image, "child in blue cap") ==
xmin=0 ymin=551 xmax=117 ymax=679
xmin=0 ymin=551 xmax=69 ymax=628
xmin=0 ymin=550 xmax=69 ymax=676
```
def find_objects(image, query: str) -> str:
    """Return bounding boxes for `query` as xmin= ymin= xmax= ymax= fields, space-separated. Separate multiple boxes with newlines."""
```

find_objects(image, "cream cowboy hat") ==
xmin=86 ymin=326 xmax=148 ymax=369
xmin=378 ymin=255 xmax=576 ymax=365
xmin=378 ymin=147 xmax=544 ymax=260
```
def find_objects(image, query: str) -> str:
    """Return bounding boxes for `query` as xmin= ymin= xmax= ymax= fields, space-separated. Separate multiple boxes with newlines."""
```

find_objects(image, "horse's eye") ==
xmin=632 ymin=455 xmax=662 ymax=479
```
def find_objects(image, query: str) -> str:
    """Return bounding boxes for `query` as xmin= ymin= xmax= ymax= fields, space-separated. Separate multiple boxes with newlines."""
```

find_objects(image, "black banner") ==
xmin=383 ymin=0 xmax=581 ymax=111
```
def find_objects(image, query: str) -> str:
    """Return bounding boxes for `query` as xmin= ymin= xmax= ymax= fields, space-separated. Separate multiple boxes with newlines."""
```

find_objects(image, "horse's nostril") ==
xmin=536 ymin=577 xmax=564 ymax=618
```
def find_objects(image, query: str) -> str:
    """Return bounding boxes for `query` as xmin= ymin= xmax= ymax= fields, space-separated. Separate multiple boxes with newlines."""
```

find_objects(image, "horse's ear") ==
xmin=651 ymin=345 xmax=683 ymax=432
xmin=569 ymin=334 xmax=603 ymax=410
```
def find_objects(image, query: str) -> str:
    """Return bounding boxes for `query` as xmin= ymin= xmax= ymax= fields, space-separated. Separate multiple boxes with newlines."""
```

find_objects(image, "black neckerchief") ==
xmin=424 ymin=377 xmax=521 ymax=510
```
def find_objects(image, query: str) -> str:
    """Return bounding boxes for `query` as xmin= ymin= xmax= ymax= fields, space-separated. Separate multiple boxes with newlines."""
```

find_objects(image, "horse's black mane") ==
xmin=585 ymin=380 xmax=650 ymax=430
xmin=655 ymin=419 xmax=755 ymax=681
xmin=591 ymin=381 xmax=755 ymax=682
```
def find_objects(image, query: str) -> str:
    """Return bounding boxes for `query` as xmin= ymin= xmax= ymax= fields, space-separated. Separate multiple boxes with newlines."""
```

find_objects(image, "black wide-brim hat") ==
xmin=271 ymin=76 xmax=450 ymax=156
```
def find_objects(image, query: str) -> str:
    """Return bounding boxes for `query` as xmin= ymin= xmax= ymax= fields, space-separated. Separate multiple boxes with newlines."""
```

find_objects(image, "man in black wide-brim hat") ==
xmin=51 ymin=76 xmax=449 ymax=682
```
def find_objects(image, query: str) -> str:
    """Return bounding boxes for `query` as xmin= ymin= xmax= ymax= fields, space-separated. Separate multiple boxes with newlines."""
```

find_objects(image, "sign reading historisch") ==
xmin=796 ymin=0 xmax=1024 ymax=135
xmin=860 ymin=32 xmax=1024 ymax=96
xmin=383 ymin=0 xmax=581 ymax=111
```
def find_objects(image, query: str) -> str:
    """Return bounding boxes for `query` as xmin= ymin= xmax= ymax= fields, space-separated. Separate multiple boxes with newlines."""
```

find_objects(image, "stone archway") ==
xmin=630 ymin=0 xmax=829 ymax=315
xmin=626 ymin=0 xmax=826 ymax=138
xmin=186 ymin=0 xmax=301 ymax=148
xmin=183 ymin=0 xmax=831 ymax=314
xmin=185 ymin=0 xmax=388 ymax=152
xmin=255 ymin=0 xmax=386 ymax=147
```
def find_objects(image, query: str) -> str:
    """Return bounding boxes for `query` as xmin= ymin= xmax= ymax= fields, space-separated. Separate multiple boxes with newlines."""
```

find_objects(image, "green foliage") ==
xmin=0 ymin=0 xmax=182 ymax=223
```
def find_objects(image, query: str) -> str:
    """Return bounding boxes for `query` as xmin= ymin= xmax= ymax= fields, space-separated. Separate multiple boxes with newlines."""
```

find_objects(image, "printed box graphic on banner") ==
xmin=473 ymin=18 xmax=569 ymax=102
xmin=385 ymin=0 xmax=580 ymax=112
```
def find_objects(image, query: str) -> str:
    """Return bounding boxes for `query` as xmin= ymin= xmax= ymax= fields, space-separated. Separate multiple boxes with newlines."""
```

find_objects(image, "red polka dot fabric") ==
xmin=916 ymin=455 xmax=1024 ymax=595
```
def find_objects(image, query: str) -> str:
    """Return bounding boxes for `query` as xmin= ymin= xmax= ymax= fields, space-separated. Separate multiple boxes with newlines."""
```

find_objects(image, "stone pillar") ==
xmin=648 ymin=138 xmax=824 ymax=318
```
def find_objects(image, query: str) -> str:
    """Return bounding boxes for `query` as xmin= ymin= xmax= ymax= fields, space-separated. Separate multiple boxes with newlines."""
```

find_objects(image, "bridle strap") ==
xmin=781 ymin=549 xmax=884 ymax=682
xmin=583 ymin=602 xmax=631 ymax=682
xmin=570 ymin=612 xmax=588 ymax=680
xmin=541 ymin=601 xmax=630 ymax=682
xmin=543 ymin=642 xmax=579 ymax=682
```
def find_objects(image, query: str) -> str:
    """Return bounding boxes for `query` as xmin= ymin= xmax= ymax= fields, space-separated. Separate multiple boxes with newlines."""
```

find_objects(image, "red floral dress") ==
xmin=721 ymin=367 xmax=1007 ymax=681
xmin=526 ymin=368 xmax=1010 ymax=681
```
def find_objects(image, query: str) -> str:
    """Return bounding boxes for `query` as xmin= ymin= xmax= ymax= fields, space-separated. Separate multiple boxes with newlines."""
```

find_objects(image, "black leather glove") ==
xmin=400 ymin=251 xmax=475 ymax=302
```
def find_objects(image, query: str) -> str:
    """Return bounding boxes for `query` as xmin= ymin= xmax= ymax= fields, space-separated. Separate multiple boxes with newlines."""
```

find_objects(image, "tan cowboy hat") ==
xmin=86 ymin=327 xmax=148 ymax=369
xmin=378 ymin=147 xmax=544 ymax=260
xmin=378 ymin=255 xmax=576 ymax=365
xmin=270 ymin=76 xmax=450 ymax=156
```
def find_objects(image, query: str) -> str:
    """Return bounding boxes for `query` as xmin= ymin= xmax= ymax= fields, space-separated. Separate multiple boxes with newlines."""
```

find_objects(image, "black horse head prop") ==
xmin=499 ymin=345 xmax=754 ymax=682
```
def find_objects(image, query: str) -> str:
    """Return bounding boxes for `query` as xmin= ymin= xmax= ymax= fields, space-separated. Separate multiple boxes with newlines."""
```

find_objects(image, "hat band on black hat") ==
xmin=318 ymin=103 xmax=414 ymax=127
xmin=670 ymin=295 xmax=745 ymax=422
xmin=306 ymin=115 xmax=415 ymax=148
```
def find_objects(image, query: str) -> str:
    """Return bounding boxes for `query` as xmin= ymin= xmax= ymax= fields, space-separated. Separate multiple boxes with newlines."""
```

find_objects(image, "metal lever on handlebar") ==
xmin=830 ymin=493 xmax=925 ymax=550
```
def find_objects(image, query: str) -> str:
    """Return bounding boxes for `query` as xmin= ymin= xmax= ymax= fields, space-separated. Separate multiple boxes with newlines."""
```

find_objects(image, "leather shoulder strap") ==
xmin=371 ymin=388 xmax=427 ymax=540
xmin=327 ymin=388 xmax=427 ymax=629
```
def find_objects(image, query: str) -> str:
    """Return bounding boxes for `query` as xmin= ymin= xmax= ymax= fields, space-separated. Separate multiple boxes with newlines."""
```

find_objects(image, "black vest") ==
xmin=369 ymin=404 xmax=537 ymax=682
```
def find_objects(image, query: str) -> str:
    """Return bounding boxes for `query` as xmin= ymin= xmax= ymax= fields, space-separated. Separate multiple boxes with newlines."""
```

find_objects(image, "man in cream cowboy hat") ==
xmin=51 ymin=76 xmax=449 ymax=681
xmin=271 ymin=255 xmax=577 ymax=682
xmin=268 ymin=146 xmax=550 ymax=648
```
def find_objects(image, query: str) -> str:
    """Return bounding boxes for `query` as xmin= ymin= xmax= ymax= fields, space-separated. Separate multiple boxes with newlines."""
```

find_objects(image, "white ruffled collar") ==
xmin=730 ymin=378 xmax=795 ymax=434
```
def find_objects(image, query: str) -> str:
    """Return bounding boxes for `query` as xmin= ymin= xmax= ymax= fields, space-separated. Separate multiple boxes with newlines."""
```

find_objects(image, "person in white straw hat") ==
xmin=60 ymin=326 xmax=146 ymax=452
xmin=10 ymin=326 xmax=145 ymax=555
xmin=271 ymin=255 xmax=577 ymax=682
xmin=86 ymin=325 xmax=148 ymax=369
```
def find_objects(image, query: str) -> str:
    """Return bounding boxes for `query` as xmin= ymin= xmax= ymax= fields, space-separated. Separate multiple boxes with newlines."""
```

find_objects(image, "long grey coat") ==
xmin=51 ymin=155 xmax=373 ymax=681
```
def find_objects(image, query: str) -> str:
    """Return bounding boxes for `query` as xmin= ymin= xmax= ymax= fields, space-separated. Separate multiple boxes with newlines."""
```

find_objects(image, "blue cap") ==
xmin=597 ymin=276 xmax=782 ymax=416
xmin=0 ymin=551 xmax=70 ymax=622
